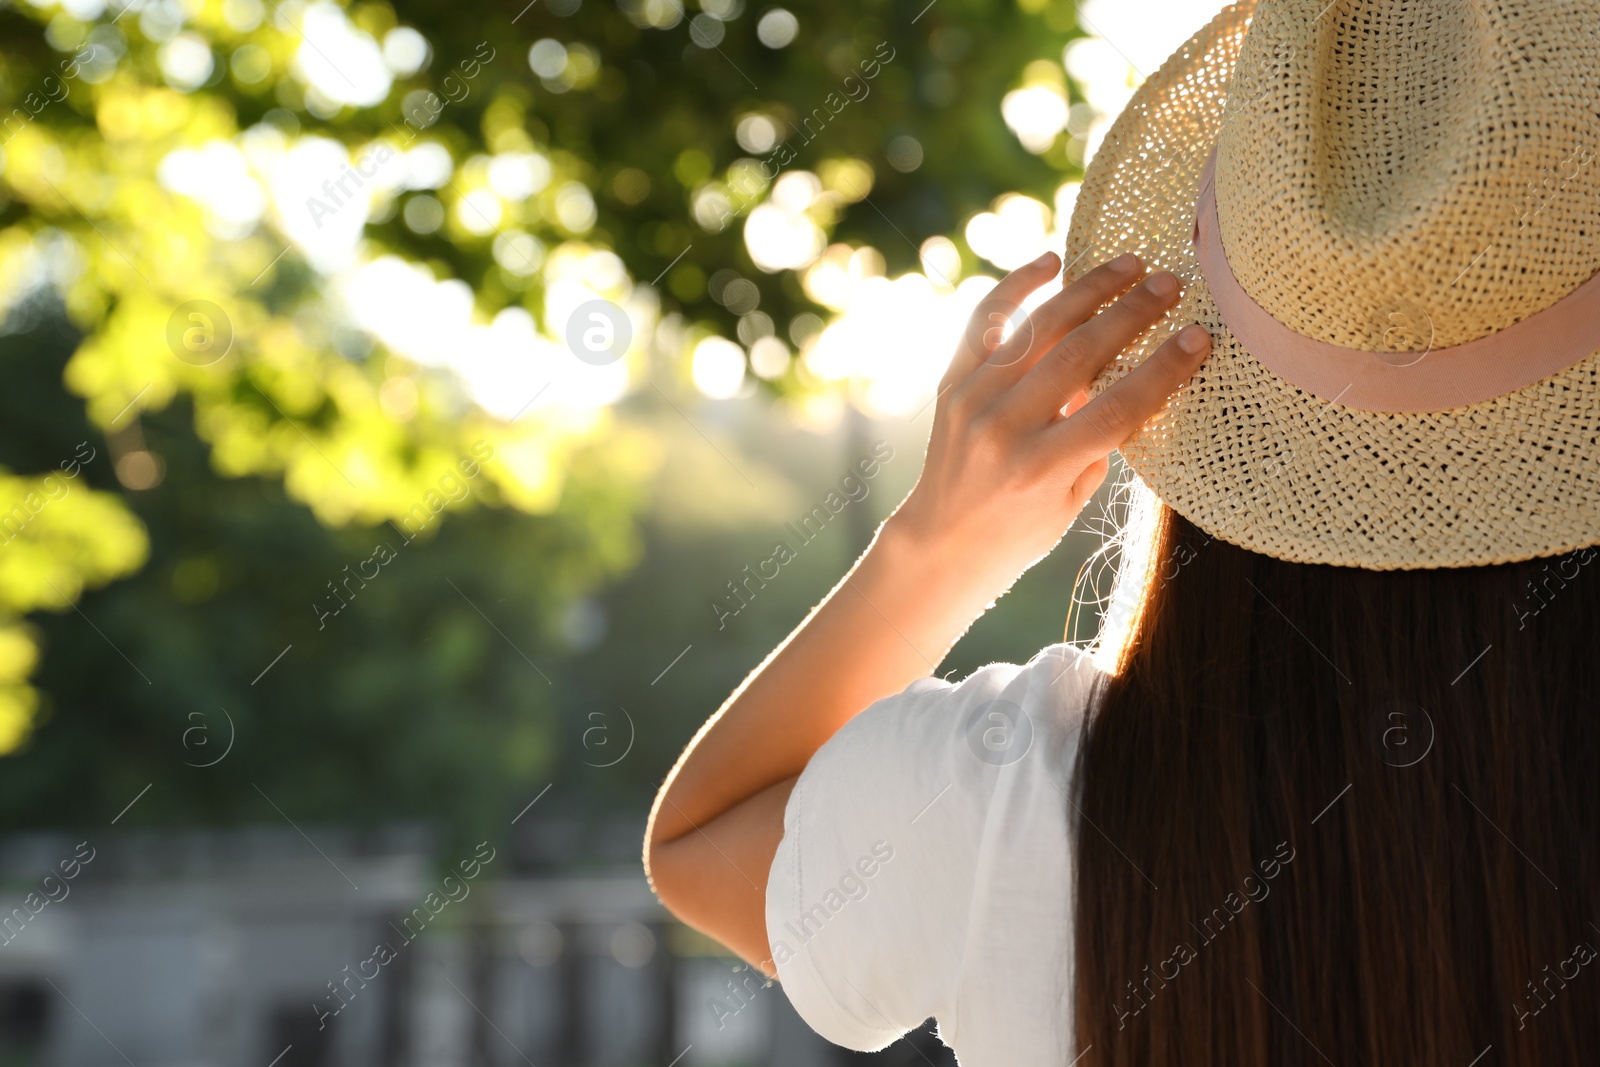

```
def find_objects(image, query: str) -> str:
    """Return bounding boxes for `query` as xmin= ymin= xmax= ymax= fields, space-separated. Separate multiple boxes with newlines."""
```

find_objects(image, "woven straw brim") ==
xmin=1067 ymin=0 xmax=1600 ymax=571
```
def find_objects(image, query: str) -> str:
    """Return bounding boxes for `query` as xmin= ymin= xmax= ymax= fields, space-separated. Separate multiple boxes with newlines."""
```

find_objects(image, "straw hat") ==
xmin=1067 ymin=0 xmax=1600 ymax=570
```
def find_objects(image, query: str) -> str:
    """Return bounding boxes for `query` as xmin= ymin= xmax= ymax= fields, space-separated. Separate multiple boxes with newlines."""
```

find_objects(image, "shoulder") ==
xmin=765 ymin=643 xmax=1104 ymax=1051
xmin=803 ymin=640 xmax=1101 ymax=788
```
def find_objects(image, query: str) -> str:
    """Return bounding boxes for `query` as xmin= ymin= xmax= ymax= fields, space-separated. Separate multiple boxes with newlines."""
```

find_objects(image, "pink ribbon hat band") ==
xmin=1192 ymin=149 xmax=1600 ymax=413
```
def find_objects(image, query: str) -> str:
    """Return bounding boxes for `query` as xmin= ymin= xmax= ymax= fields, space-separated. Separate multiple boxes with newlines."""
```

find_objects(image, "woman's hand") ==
xmin=645 ymin=251 xmax=1209 ymax=975
xmin=885 ymin=249 xmax=1211 ymax=609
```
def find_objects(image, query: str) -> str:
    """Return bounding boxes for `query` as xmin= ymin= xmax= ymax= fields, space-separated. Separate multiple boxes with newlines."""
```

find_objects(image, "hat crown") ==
xmin=1067 ymin=0 xmax=1600 ymax=570
xmin=1214 ymin=0 xmax=1600 ymax=352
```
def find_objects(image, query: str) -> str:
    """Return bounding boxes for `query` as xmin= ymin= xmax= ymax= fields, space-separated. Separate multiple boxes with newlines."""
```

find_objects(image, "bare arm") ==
xmin=643 ymin=251 xmax=1210 ymax=974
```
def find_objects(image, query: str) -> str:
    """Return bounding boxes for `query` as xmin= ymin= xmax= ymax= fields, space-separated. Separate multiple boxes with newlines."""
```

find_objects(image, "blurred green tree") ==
xmin=0 ymin=0 xmax=1089 ymax=835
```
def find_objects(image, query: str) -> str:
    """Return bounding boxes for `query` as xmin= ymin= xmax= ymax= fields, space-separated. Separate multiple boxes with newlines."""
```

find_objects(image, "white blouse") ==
xmin=764 ymin=642 xmax=1104 ymax=1064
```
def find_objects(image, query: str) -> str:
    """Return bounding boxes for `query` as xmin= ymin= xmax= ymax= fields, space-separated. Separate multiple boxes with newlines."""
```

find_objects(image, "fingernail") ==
xmin=1032 ymin=250 xmax=1059 ymax=268
xmin=1110 ymin=253 xmax=1141 ymax=274
xmin=1178 ymin=324 xmax=1210 ymax=353
xmin=1145 ymin=271 xmax=1178 ymax=297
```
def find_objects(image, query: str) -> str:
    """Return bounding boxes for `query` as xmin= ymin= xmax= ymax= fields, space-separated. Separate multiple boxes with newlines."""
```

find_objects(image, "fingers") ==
xmin=1069 ymin=455 xmax=1112 ymax=510
xmin=941 ymin=250 xmax=1061 ymax=386
xmin=1047 ymin=322 xmax=1211 ymax=463
xmin=976 ymin=253 xmax=1147 ymax=376
xmin=1011 ymin=268 xmax=1185 ymax=422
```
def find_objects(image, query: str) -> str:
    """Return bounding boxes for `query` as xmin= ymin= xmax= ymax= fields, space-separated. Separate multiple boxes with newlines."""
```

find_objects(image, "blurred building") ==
xmin=0 ymin=827 xmax=953 ymax=1067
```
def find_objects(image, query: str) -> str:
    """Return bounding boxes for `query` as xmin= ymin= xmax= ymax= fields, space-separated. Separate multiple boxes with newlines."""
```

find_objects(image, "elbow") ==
xmin=641 ymin=795 xmax=690 ymax=915
xmin=640 ymin=792 xmax=724 ymax=932
xmin=643 ymin=833 xmax=696 ymax=928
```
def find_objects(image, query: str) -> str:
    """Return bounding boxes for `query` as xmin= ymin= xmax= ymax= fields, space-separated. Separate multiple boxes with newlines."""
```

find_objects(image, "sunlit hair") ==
xmin=1066 ymin=462 xmax=1164 ymax=676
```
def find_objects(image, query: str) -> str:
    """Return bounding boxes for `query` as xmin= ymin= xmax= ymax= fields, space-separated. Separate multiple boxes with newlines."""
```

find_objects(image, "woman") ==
xmin=646 ymin=0 xmax=1600 ymax=1062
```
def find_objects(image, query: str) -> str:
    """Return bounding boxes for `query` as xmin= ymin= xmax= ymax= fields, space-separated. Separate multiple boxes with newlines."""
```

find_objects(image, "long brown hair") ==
xmin=1072 ymin=500 xmax=1600 ymax=1064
